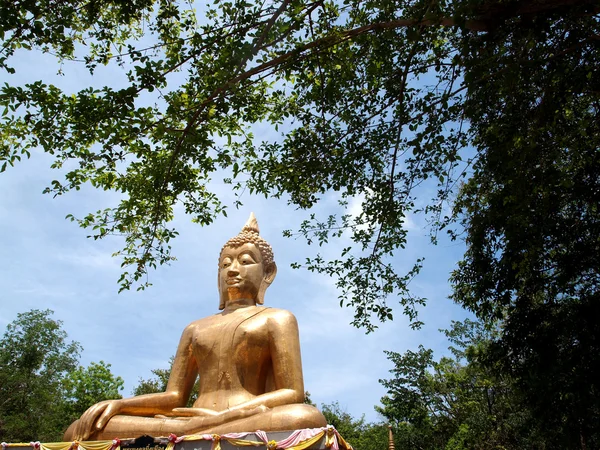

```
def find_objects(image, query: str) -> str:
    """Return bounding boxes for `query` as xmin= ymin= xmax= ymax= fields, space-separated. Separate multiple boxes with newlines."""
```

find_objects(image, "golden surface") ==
xmin=64 ymin=214 xmax=326 ymax=440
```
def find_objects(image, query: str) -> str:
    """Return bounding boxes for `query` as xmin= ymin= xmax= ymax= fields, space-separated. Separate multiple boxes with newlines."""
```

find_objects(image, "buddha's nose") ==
xmin=228 ymin=260 xmax=240 ymax=275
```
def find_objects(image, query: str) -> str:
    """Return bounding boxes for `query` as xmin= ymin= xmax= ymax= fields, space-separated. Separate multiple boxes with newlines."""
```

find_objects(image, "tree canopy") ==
xmin=62 ymin=361 xmax=125 ymax=426
xmin=376 ymin=319 xmax=588 ymax=449
xmin=0 ymin=310 xmax=123 ymax=442
xmin=0 ymin=309 xmax=81 ymax=441
xmin=131 ymin=356 xmax=199 ymax=406
xmin=1 ymin=0 xmax=596 ymax=327
xmin=320 ymin=402 xmax=388 ymax=450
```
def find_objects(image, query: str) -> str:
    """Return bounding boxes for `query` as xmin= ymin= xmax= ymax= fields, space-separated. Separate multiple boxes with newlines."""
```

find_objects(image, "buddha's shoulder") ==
xmin=182 ymin=307 xmax=297 ymax=330
xmin=182 ymin=314 xmax=221 ymax=331
xmin=260 ymin=307 xmax=298 ymax=323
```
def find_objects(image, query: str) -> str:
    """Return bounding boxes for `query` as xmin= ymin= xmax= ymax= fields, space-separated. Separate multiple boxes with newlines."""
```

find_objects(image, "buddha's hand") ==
xmin=217 ymin=404 xmax=270 ymax=422
xmin=187 ymin=405 xmax=270 ymax=430
xmin=171 ymin=407 xmax=219 ymax=417
xmin=74 ymin=399 xmax=123 ymax=440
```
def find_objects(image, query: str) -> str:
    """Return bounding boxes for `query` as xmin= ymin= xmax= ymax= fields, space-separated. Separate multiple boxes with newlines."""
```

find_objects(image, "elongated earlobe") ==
xmin=257 ymin=262 xmax=277 ymax=305
xmin=218 ymin=270 xmax=225 ymax=310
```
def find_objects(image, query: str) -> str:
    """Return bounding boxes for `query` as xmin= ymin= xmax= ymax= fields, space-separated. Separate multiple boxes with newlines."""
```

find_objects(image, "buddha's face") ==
xmin=219 ymin=243 xmax=266 ymax=304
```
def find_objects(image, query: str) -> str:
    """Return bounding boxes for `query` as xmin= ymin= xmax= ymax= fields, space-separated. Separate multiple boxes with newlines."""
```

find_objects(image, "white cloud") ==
xmin=12 ymin=284 xmax=77 ymax=299
xmin=55 ymin=246 xmax=120 ymax=269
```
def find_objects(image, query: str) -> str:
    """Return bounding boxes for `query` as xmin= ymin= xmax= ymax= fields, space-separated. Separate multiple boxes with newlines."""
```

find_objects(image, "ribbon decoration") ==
xmin=0 ymin=442 xmax=119 ymax=450
xmin=42 ymin=441 xmax=120 ymax=450
xmin=164 ymin=426 xmax=352 ymax=450
xmin=1 ymin=426 xmax=351 ymax=450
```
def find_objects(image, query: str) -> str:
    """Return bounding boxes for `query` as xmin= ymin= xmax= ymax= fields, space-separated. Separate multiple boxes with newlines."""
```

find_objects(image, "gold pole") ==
xmin=388 ymin=425 xmax=395 ymax=450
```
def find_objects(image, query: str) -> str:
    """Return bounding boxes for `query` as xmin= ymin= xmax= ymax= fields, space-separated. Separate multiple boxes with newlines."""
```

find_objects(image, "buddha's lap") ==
xmin=85 ymin=404 xmax=326 ymax=439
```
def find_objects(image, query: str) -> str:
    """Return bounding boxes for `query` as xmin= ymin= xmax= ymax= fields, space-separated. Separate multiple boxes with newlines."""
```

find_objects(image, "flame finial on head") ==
xmin=242 ymin=212 xmax=259 ymax=234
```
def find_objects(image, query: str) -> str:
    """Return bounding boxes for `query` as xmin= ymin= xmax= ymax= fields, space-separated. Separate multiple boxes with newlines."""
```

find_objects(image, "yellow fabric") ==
xmin=4 ymin=427 xmax=351 ymax=450
xmin=286 ymin=431 xmax=325 ymax=450
xmin=221 ymin=439 xmax=263 ymax=447
xmin=40 ymin=443 xmax=71 ymax=450
xmin=81 ymin=442 xmax=117 ymax=450
xmin=210 ymin=435 xmax=220 ymax=450
xmin=325 ymin=430 xmax=335 ymax=448
xmin=335 ymin=434 xmax=352 ymax=450
xmin=160 ymin=429 xmax=331 ymax=450
xmin=40 ymin=441 xmax=116 ymax=450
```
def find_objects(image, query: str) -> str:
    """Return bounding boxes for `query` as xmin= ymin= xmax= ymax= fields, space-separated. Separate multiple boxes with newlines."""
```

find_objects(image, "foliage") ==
xmin=320 ymin=402 xmax=388 ymax=450
xmin=0 ymin=310 xmax=123 ymax=442
xmin=303 ymin=391 xmax=316 ymax=406
xmin=132 ymin=356 xmax=199 ymax=406
xmin=0 ymin=309 xmax=81 ymax=441
xmin=62 ymin=361 xmax=124 ymax=425
xmin=322 ymin=401 xmax=367 ymax=444
xmin=132 ymin=365 xmax=170 ymax=396
xmin=377 ymin=319 xmax=546 ymax=450
xmin=1 ymin=0 xmax=596 ymax=331
xmin=449 ymin=11 xmax=600 ymax=445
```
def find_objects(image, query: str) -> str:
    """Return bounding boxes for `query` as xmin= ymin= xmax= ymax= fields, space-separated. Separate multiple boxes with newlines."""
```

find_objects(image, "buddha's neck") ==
xmin=223 ymin=297 xmax=256 ymax=311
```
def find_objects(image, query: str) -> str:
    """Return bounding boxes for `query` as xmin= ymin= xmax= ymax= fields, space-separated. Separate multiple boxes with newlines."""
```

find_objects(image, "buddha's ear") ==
xmin=264 ymin=261 xmax=277 ymax=283
xmin=257 ymin=261 xmax=277 ymax=305
xmin=218 ymin=270 xmax=225 ymax=310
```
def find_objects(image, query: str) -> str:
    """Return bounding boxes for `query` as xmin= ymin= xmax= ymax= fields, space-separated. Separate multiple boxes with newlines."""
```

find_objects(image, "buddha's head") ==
xmin=218 ymin=213 xmax=277 ymax=309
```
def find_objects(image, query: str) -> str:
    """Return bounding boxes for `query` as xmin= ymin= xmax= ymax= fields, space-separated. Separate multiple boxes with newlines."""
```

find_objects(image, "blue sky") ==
xmin=0 ymin=43 xmax=470 ymax=425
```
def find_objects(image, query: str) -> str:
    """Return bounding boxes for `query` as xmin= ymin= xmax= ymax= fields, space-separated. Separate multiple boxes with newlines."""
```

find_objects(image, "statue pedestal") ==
xmin=165 ymin=430 xmax=343 ymax=450
xmin=3 ymin=427 xmax=352 ymax=450
xmin=153 ymin=427 xmax=351 ymax=450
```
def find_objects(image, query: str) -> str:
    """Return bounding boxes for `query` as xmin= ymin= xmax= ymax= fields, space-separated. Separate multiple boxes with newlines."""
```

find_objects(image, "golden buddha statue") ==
xmin=64 ymin=213 xmax=326 ymax=440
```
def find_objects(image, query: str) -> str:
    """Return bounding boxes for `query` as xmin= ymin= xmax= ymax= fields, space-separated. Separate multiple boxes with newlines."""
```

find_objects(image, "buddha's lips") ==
xmin=226 ymin=278 xmax=242 ymax=285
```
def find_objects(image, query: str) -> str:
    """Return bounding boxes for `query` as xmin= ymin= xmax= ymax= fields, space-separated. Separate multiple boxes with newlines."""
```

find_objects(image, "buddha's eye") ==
xmin=239 ymin=254 xmax=256 ymax=265
xmin=221 ymin=257 xmax=232 ymax=268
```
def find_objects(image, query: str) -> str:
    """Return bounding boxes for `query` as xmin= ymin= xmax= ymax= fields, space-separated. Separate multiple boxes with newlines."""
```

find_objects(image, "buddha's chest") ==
xmin=191 ymin=311 xmax=272 ymax=375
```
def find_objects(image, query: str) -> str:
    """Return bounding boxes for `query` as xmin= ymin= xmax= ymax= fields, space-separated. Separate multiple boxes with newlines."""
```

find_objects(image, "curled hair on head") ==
xmin=219 ymin=212 xmax=274 ymax=266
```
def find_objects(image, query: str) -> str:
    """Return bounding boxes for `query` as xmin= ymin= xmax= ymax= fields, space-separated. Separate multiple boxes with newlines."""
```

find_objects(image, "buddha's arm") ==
xmin=74 ymin=325 xmax=198 ymax=439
